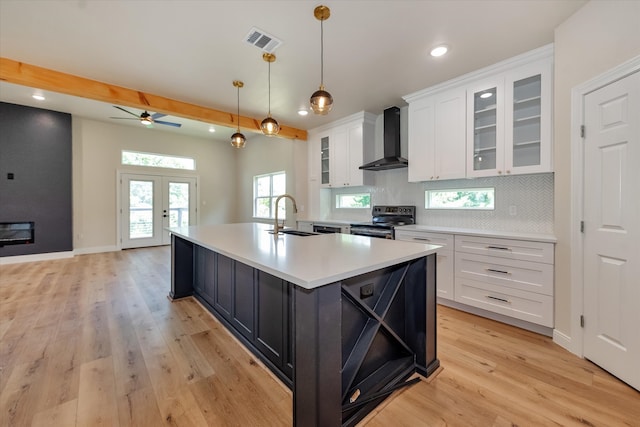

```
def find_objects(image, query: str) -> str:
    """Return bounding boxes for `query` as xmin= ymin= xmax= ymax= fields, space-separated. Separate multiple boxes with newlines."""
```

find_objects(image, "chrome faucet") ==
xmin=273 ymin=194 xmax=298 ymax=235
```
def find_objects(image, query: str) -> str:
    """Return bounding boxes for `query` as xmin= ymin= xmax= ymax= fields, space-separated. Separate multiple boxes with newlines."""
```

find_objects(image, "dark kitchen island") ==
xmin=169 ymin=223 xmax=440 ymax=427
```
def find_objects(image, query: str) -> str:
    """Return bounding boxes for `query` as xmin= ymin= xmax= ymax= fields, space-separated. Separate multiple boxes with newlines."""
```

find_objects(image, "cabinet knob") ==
xmin=498 ymin=170 xmax=502 ymax=174
xmin=506 ymin=170 xmax=511 ymax=174
xmin=430 ymin=176 xmax=434 ymax=180
xmin=436 ymin=176 xmax=439 ymax=179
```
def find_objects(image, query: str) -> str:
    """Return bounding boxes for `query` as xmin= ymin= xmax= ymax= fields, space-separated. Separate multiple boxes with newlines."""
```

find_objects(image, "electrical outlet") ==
xmin=360 ymin=283 xmax=374 ymax=299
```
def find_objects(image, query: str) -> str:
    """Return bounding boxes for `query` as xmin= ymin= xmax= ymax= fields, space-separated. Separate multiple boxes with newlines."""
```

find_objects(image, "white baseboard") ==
xmin=73 ymin=245 xmax=119 ymax=255
xmin=0 ymin=251 xmax=74 ymax=265
xmin=553 ymin=329 xmax=577 ymax=355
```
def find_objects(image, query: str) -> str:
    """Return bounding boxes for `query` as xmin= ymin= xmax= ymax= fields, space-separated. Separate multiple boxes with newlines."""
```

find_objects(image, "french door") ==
xmin=120 ymin=173 xmax=197 ymax=249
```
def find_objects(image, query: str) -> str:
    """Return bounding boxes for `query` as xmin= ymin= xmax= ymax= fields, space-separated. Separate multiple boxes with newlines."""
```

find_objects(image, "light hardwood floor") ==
xmin=1 ymin=247 xmax=638 ymax=427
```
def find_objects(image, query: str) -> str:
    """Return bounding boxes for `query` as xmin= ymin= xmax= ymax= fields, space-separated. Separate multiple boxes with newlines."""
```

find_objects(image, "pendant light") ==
xmin=310 ymin=5 xmax=333 ymax=115
xmin=231 ymin=80 xmax=246 ymax=148
xmin=261 ymin=53 xmax=280 ymax=136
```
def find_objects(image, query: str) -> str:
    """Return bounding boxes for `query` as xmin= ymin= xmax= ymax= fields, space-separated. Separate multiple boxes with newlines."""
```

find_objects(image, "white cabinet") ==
xmin=467 ymin=58 xmax=552 ymax=177
xmin=406 ymin=88 xmax=467 ymax=182
xmin=395 ymin=230 xmax=454 ymax=300
xmin=312 ymin=112 xmax=376 ymax=188
xmin=454 ymin=235 xmax=554 ymax=327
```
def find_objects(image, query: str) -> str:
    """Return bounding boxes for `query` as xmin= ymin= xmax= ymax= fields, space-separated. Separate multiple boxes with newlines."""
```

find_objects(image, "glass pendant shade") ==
xmin=310 ymin=86 xmax=333 ymax=115
xmin=231 ymin=80 xmax=246 ymax=148
xmin=230 ymin=132 xmax=246 ymax=148
xmin=261 ymin=116 xmax=280 ymax=135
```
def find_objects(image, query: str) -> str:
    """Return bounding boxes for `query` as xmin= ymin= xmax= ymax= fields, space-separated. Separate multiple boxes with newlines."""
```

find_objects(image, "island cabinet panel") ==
xmin=214 ymin=254 xmax=233 ymax=320
xmin=255 ymin=271 xmax=289 ymax=371
xmin=232 ymin=262 xmax=255 ymax=341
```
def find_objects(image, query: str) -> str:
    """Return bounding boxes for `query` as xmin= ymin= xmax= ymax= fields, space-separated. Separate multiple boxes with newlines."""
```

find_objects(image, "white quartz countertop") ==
xmin=396 ymin=225 xmax=557 ymax=243
xmin=169 ymin=223 xmax=440 ymax=290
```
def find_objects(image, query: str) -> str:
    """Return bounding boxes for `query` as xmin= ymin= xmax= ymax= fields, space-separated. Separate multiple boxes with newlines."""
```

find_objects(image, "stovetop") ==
xmin=351 ymin=205 xmax=416 ymax=228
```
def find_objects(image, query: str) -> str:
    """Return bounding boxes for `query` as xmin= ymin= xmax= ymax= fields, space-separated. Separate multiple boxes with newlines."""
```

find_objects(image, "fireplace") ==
xmin=0 ymin=222 xmax=35 ymax=246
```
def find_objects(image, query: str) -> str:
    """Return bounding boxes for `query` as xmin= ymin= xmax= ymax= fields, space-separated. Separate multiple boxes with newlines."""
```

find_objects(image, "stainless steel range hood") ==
xmin=359 ymin=106 xmax=408 ymax=171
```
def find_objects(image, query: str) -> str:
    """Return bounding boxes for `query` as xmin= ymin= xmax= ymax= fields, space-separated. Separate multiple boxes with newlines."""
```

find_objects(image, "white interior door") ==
xmin=121 ymin=174 xmax=197 ymax=249
xmin=583 ymin=70 xmax=640 ymax=391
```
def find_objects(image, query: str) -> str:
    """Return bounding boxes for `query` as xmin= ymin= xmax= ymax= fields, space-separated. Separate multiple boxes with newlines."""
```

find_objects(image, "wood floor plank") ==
xmin=1 ymin=246 xmax=638 ymax=427
xmin=76 ymin=356 xmax=119 ymax=427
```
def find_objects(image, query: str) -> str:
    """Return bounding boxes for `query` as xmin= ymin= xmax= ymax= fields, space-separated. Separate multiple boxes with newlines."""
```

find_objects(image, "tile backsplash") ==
xmin=328 ymin=171 xmax=554 ymax=235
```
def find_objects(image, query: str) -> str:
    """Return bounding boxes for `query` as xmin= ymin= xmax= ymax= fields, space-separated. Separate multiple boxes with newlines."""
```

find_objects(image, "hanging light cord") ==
xmin=320 ymin=18 xmax=324 ymax=87
xmin=268 ymin=61 xmax=272 ymax=116
xmin=236 ymin=86 xmax=240 ymax=132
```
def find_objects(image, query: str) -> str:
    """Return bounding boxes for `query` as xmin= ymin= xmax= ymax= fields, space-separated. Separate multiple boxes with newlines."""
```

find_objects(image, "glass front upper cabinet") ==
xmin=511 ymin=74 xmax=542 ymax=168
xmin=320 ymin=136 xmax=330 ymax=185
xmin=472 ymin=87 xmax=498 ymax=171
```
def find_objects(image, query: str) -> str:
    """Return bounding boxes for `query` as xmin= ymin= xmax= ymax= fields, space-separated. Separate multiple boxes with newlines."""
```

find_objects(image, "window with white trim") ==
xmin=253 ymin=171 xmax=286 ymax=219
xmin=336 ymin=193 xmax=371 ymax=209
xmin=425 ymin=188 xmax=495 ymax=210
xmin=122 ymin=150 xmax=195 ymax=170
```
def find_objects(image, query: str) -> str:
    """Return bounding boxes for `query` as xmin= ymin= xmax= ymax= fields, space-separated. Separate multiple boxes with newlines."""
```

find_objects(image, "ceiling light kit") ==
xmin=231 ymin=80 xmax=247 ymax=148
xmin=109 ymin=106 xmax=182 ymax=128
xmin=260 ymin=53 xmax=280 ymax=136
xmin=309 ymin=5 xmax=333 ymax=115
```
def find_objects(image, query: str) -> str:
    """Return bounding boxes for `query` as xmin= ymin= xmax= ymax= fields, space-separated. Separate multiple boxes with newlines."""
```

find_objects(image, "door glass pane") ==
xmin=169 ymin=182 xmax=190 ymax=228
xmin=129 ymin=180 xmax=154 ymax=239
xmin=512 ymin=74 xmax=542 ymax=167
xmin=473 ymin=88 xmax=497 ymax=171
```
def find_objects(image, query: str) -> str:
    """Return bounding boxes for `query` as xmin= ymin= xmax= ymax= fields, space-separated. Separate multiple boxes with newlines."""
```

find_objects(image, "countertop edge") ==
xmin=395 ymin=225 xmax=557 ymax=243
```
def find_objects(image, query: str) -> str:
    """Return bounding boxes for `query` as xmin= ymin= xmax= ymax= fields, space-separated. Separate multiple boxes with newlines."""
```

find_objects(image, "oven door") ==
xmin=349 ymin=226 xmax=394 ymax=239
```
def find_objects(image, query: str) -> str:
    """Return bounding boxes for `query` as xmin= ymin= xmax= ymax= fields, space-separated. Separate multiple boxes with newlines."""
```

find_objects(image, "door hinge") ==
xmin=580 ymin=125 xmax=585 ymax=138
xmin=580 ymin=220 xmax=584 ymax=233
xmin=580 ymin=315 xmax=585 ymax=328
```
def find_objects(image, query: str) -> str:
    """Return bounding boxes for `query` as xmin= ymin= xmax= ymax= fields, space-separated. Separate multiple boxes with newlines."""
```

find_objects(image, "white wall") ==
xmin=234 ymin=134 xmax=308 ymax=228
xmin=553 ymin=0 xmax=640 ymax=335
xmin=72 ymin=118 xmax=236 ymax=252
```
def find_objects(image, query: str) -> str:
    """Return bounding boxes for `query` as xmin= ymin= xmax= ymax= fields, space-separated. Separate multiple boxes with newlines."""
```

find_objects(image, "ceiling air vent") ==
xmin=244 ymin=27 xmax=283 ymax=53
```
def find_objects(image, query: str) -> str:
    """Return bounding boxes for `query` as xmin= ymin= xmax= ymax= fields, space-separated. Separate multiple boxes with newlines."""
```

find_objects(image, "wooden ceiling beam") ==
xmin=0 ymin=57 xmax=307 ymax=141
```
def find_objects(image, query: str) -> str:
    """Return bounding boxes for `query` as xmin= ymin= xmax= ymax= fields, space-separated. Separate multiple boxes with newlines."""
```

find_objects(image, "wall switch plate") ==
xmin=360 ymin=283 xmax=374 ymax=298
xmin=7 ymin=173 xmax=14 ymax=180
xmin=509 ymin=205 xmax=517 ymax=216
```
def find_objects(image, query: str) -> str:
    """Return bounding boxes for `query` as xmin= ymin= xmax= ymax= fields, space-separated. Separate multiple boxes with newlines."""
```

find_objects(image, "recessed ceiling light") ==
xmin=298 ymin=109 xmax=309 ymax=116
xmin=32 ymin=94 xmax=45 ymax=101
xmin=480 ymin=92 xmax=493 ymax=99
xmin=209 ymin=126 xmax=216 ymax=133
xmin=430 ymin=45 xmax=448 ymax=57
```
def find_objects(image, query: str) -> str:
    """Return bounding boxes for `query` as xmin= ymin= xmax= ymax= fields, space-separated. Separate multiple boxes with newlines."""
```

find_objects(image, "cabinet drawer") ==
xmin=455 ymin=235 xmax=554 ymax=264
xmin=454 ymin=277 xmax=553 ymax=327
xmin=455 ymin=252 xmax=553 ymax=296
xmin=395 ymin=231 xmax=454 ymax=251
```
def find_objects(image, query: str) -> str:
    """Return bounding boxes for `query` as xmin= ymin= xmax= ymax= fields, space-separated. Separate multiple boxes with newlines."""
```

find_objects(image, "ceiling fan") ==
xmin=109 ymin=106 xmax=182 ymax=128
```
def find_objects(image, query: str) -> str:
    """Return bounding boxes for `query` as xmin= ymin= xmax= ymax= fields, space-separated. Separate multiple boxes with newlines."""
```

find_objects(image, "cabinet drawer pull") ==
xmin=486 ymin=268 xmax=510 ymax=275
xmin=486 ymin=295 xmax=511 ymax=304
xmin=413 ymin=237 xmax=431 ymax=242
xmin=486 ymin=245 xmax=511 ymax=251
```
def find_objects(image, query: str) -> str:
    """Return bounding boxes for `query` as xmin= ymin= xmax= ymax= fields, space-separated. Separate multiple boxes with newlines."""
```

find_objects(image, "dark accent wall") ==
xmin=0 ymin=102 xmax=72 ymax=256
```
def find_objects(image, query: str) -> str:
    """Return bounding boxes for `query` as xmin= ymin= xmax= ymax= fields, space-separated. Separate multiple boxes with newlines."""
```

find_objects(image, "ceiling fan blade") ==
xmin=113 ymin=105 xmax=140 ymax=118
xmin=154 ymin=120 xmax=182 ymax=128
xmin=151 ymin=112 xmax=167 ymax=120
xmin=109 ymin=117 xmax=139 ymax=120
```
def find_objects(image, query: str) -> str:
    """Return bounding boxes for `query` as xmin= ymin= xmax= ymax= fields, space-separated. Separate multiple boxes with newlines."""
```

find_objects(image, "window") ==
xmin=122 ymin=150 xmax=195 ymax=170
xmin=336 ymin=193 xmax=371 ymax=209
xmin=426 ymin=188 xmax=495 ymax=210
xmin=254 ymin=172 xmax=286 ymax=219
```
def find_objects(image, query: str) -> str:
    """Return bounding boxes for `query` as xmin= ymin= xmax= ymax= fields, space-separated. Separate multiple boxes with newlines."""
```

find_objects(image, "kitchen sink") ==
xmin=281 ymin=229 xmax=319 ymax=236
xmin=268 ymin=229 xmax=319 ymax=236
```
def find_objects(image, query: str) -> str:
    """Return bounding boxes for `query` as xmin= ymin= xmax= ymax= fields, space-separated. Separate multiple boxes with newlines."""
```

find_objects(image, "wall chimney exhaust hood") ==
xmin=359 ymin=106 xmax=407 ymax=171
